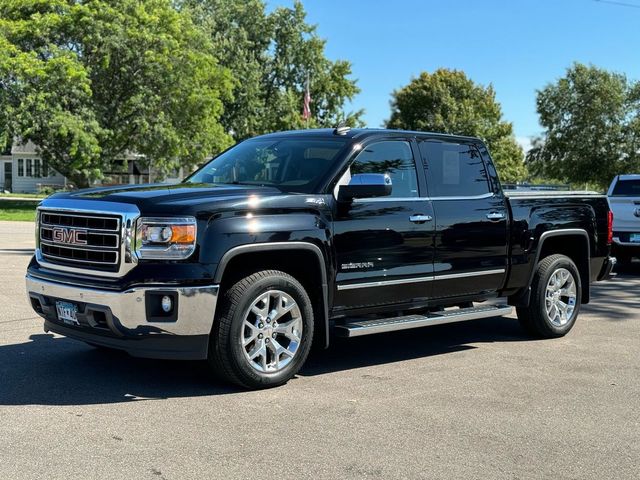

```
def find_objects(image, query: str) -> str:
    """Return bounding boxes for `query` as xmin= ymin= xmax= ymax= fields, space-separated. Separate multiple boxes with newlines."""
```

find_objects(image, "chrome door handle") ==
xmin=486 ymin=212 xmax=506 ymax=221
xmin=409 ymin=214 xmax=433 ymax=223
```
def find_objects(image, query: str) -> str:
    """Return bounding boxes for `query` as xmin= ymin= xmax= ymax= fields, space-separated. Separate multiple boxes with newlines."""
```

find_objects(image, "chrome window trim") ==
xmin=35 ymin=199 xmax=141 ymax=278
xmin=337 ymin=268 xmax=506 ymax=291
xmin=506 ymin=192 xmax=605 ymax=200
xmin=429 ymin=192 xmax=494 ymax=201
xmin=353 ymin=197 xmax=423 ymax=203
xmin=353 ymin=192 xmax=495 ymax=203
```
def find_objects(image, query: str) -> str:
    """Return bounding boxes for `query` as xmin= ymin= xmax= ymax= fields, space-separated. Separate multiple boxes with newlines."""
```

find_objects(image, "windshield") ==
xmin=185 ymin=137 xmax=349 ymax=193
xmin=611 ymin=179 xmax=640 ymax=197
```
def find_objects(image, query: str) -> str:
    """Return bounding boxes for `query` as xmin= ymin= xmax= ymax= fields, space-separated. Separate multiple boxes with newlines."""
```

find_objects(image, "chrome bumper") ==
xmin=597 ymin=256 xmax=617 ymax=281
xmin=612 ymin=237 xmax=640 ymax=247
xmin=25 ymin=274 xmax=219 ymax=359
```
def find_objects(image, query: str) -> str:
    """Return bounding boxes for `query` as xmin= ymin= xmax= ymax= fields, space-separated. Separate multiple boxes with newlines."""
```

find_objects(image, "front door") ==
xmin=418 ymin=138 xmax=508 ymax=300
xmin=333 ymin=139 xmax=435 ymax=312
xmin=2 ymin=162 xmax=12 ymax=192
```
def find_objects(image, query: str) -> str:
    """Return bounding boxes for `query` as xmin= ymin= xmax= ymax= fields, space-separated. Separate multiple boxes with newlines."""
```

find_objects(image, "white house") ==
xmin=1 ymin=142 xmax=67 ymax=193
xmin=1 ymin=141 xmax=184 ymax=193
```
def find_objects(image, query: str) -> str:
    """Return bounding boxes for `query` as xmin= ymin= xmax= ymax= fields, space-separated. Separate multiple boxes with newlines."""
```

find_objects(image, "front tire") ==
xmin=208 ymin=270 xmax=314 ymax=389
xmin=516 ymin=254 xmax=581 ymax=338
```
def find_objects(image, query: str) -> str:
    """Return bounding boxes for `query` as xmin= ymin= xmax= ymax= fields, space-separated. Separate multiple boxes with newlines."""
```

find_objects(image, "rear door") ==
xmin=418 ymin=138 xmax=508 ymax=300
xmin=333 ymin=138 xmax=436 ymax=311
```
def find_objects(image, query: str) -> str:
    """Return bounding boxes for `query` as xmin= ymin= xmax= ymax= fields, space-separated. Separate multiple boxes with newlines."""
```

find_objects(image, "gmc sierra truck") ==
xmin=25 ymin=128 xmax=616 ymax=389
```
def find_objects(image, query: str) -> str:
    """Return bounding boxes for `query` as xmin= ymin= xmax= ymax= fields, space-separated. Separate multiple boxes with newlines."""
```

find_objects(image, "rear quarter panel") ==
xmin=505 ymin=194 xmax=610 ymax=291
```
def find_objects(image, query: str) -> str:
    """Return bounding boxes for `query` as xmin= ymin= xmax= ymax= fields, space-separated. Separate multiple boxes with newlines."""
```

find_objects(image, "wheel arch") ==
xmin=511 ymin=228 xmax=591 ymax=307
xmin=214 ymin=242 xmax=330 ymax=348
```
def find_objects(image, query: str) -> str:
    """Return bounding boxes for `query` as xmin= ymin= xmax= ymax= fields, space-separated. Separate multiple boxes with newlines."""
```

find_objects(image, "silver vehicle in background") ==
xmin=608 ymin=174 xmax=640 ymax=265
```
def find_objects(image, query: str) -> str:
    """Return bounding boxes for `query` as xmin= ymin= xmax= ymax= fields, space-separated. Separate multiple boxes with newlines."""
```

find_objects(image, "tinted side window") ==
xmin=351 ymin=141 xmax=418 ymax=198
xmin=421 ymin=141 xmax=490 ymax=197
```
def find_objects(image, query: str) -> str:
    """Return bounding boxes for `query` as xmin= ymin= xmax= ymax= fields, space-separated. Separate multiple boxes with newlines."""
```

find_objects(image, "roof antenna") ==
xmin=333 ymin=123 xmax=350 ymax=136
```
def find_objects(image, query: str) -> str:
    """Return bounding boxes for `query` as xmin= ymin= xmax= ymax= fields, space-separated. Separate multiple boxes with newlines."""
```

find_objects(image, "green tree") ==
xmin=0 ymin=0 xmax=232 ymax=187
xmin=527 ymin=63 xmax=640 ymax=189
xmin=182 ymin=0 xmax=363 ymax=141
xmin=386 ymin=69 xmax=526 ymax=182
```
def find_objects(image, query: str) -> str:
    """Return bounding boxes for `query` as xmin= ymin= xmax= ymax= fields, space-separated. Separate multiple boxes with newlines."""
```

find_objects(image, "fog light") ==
xmin=161 ymin=295 xmax=173 ymax=313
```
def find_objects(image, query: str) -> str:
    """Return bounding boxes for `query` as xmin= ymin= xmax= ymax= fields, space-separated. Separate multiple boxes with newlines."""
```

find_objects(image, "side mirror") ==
xmin=338 ymin=173 xmax=392 ymax=202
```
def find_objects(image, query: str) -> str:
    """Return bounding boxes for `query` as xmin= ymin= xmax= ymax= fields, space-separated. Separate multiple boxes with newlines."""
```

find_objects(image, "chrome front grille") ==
xmin=39 ymin=210 xmax=122 ymax=271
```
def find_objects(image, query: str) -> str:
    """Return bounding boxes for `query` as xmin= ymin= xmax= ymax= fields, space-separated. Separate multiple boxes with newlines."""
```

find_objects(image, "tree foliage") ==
xmin=386 ymin=69 xmax=526 ymax=182
xmin=182 ymin=0 xmax=363 ymax=141
xmin=527 ymin=63 xmax=640 ymax=189
xmin=0 ymin=0 xmax=232 ymax=187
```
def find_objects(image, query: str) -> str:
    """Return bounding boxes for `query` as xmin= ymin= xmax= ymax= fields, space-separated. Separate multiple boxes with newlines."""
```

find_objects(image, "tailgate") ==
xmin=608 ymin=197 xmax=640 ymax=231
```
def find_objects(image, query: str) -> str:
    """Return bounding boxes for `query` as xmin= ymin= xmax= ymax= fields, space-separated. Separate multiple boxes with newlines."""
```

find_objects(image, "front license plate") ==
xmin=630 ymin=234 xmax=640 ymax=243
xmin=55 ymin=301 xmax=79 ymax=326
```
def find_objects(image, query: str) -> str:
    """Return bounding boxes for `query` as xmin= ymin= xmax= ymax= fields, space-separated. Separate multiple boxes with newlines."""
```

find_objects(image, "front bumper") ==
xmin=26 ymin=274 xmax=219 ymax=360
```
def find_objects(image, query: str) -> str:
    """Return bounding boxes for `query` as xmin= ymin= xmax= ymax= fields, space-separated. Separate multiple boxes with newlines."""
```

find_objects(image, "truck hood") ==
xmin=47 ymin=182 xmax=289 ymax=214
xmin=41 ymin=183 xmax=317 ymax=218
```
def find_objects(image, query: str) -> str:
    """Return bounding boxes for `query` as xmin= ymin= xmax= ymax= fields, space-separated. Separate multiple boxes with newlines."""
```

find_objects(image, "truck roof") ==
xmin=253 ymin=127 xmax=483 ymax=143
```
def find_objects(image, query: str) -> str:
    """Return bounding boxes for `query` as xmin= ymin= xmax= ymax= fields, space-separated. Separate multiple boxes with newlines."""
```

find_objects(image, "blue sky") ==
xmin=269 ymin=0 xmax=640 ymax=150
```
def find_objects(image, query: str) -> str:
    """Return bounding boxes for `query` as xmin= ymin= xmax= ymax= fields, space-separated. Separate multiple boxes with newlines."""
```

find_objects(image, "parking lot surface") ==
xmin=0 ymin=221 xmax=638 ymax=479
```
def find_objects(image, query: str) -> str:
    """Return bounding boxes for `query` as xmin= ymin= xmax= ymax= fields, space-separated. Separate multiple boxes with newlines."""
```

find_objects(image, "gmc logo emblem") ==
xmin=51 ymin=227 xmax=88 ymax=246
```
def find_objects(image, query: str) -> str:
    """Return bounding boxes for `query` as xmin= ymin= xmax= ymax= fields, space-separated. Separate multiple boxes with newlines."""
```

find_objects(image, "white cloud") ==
xmin=516 ymin=136 xmax=533 ymax=153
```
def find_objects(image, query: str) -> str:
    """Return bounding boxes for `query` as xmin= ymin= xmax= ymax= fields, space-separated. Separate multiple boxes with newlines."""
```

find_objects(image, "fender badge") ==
xmin=341 ymin=262 xmax=374 ymax=270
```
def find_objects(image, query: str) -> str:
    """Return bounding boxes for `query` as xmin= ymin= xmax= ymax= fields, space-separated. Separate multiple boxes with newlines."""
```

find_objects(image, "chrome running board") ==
xmin=334 ymin=304 xmax=513 ymax=338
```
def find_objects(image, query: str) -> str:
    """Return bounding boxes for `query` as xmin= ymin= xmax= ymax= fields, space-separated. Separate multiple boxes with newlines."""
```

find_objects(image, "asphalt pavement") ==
xmin=0 ymin=221 xmax=638 ymax=480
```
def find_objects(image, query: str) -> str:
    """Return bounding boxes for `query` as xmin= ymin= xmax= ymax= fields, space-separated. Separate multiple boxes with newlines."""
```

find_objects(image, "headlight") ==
xmin=135 ymin=217 xmax=197 ymax=260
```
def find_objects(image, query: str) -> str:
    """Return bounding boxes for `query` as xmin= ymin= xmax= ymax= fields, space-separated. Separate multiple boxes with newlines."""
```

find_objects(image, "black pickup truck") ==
xmin=25 ymin=128 xmax=616 ymax=388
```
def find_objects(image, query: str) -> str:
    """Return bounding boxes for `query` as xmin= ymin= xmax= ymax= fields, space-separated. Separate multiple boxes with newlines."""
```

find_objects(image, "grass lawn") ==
xmin=0 ymin=201 xmax=38 ymax=221
xmin=0 ymin=192 xmax=47 ymax=199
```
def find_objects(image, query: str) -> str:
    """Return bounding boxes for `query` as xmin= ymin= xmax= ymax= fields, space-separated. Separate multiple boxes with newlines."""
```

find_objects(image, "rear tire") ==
xmin=208 ymin=270 xmax=314 ymax=389
xmin=516 ymin=254 xmax=581 ymax=338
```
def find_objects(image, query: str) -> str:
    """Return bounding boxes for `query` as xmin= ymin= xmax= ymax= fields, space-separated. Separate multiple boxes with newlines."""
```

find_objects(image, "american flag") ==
xmin=302 ymin=75 xmax=311 ymax=121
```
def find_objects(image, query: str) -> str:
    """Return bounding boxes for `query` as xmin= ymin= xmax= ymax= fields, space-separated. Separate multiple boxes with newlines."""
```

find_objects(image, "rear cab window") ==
xmin=611 ymin=179 xmax=640 ymax=196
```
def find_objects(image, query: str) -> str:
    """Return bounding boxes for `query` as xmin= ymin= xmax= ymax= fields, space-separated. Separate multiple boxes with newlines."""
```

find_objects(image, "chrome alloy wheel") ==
xmin=545 ymin=267 xmax=577 ymax=327
xmin=241 ymin=290 xmax=303 ymax=373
